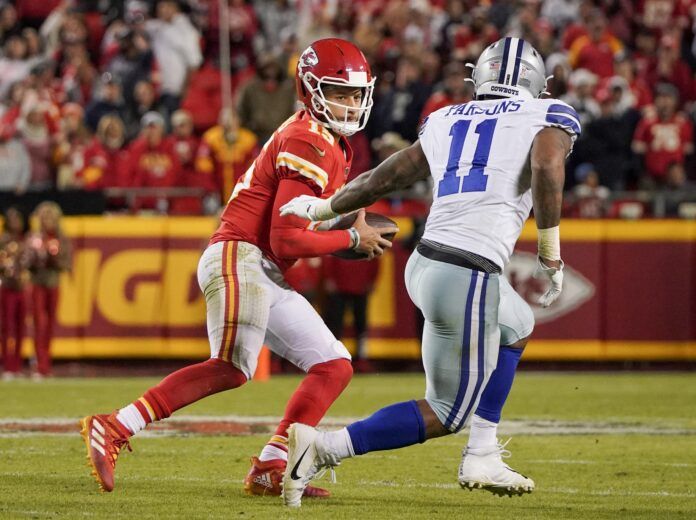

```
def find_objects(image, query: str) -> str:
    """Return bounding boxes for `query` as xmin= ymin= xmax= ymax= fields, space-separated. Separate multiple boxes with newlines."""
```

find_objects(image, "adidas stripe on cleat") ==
xmin=244 ymin=456 xmax=330 ymax=498
xmin=80 ymin=414 xmax=132 ymax=492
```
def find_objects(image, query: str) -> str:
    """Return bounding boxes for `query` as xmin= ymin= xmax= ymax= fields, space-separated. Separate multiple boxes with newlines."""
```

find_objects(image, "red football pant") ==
xmin=1 ymin=287 xmax=26 ymax=373
xmin=32 ymin=285 xmax=58 ymax=376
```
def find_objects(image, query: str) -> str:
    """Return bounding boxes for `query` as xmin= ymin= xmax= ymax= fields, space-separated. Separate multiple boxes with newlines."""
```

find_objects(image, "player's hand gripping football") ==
xmin=351 ymin=209 xmax=397 ymax=260
xmin=534 ymin=257 xmax=564 ymax=307
xmin=279 ymin=194 xmax=336 ymax=221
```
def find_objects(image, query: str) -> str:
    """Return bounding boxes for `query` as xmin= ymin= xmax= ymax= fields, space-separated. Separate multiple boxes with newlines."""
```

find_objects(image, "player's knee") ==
xmin=506 ymin=335 xmax=530 ymax=350
xmin=206 ymin=358 xmax=248 ymax=388
xmin=308 ymin=358 xmax=353 ymax=387
xmin=425 ymin=398 xmax=458 ymax=433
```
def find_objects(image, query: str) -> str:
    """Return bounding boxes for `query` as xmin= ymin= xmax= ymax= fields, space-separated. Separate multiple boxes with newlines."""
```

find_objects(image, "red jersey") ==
xmin=633 ymin=112 xmax=694 ymax=178
xmin=166 ymin=135 xmax=200 ymax=174
xmin=127 ymin=137 xmax=181 ymax=188
xmin=210 ymin=110 xmax=354 ymax=272
xmin=76 ymin=140 xmax=131 ymax=217
xmin=568 ymin=33 xmax=624 ymax=78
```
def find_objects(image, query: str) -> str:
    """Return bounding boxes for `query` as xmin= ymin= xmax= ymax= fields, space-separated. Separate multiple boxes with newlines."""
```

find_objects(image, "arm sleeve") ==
xmin=270 ymin=179 xmax=352 ymax=259
xmin=567 ymin=39 xmax=583 ymax=68
xmin=184 ymin=23 xmax=203 ymax=68
xmin=632 ymin=118 xmax=649 ymax=153
xmin=195 ymin=146 xmax=215 ymax=173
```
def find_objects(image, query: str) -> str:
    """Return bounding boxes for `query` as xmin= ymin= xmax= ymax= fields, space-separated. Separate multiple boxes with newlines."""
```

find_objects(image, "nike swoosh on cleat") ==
xmin=290 ymin=446 xmax=311 ymax=480
xmin=309 ymin=144 xmax=326 ymax=157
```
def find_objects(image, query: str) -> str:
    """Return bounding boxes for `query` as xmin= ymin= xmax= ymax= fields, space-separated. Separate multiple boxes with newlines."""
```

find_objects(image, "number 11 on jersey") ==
xmin=437 ymin=118 xmax=498 ymax=197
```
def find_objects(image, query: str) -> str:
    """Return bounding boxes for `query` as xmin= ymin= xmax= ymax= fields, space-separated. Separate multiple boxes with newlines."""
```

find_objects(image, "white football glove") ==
xmin=534 ymin=257 xmax=564 ymax=307
xmin=279 ymin=194 xmax=338 ymax=221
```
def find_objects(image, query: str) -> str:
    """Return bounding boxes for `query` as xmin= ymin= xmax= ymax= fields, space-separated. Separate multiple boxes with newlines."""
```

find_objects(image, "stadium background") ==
xmin=0 ymin=0 xmax=694 ymax=367
xmin=0 ymin=2 xmax=695 ymax=518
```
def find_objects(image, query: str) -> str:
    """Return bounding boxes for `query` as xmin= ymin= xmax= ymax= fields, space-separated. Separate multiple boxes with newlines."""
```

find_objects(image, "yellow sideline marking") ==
xmin=524 ymin=340 xmax=696 ymax=360
xmin=518 ymin=220 xmax=695 ymax=242
xmin=61 ymin=217 xmax=216 ymax=238
xmin=55 ymin=217 xmax=696 ymax=242
xmin=17 ymin=338 xmax=696 ymax=361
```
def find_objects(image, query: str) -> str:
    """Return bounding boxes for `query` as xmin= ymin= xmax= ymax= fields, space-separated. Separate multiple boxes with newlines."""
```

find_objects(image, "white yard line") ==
xmin=0 ymin=416 xmax=694 ymax=437
xmin=527 ymin=459 xmax=695 ymax=467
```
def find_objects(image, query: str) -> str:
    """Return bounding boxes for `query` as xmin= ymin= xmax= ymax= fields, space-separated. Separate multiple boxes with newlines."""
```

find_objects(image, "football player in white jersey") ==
xmin=278 ymin=37 xmax=580 ymax=507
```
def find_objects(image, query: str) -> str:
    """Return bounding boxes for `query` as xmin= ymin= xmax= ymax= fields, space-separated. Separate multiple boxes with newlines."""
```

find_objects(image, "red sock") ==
xmin=116 ymin=358 xmax=247 ymax=435
xmin=274 ymin=358 xmax=353 ymax=438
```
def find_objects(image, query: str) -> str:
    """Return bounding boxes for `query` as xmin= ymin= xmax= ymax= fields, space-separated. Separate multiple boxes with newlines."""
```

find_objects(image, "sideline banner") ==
xmin=24 ymin=217 xmax=696 ymax=361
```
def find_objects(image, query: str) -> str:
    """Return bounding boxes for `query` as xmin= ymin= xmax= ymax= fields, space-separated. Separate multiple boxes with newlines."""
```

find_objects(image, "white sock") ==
xmin=321 ymin=428 xmax=355 ymax=460
xmin=467 ymin=414 xmax=498 ymax=449
xmin=116 ymin=404 xmax=147 ymax=435
xmin=259 ymin=444 xmax=288 ymax=462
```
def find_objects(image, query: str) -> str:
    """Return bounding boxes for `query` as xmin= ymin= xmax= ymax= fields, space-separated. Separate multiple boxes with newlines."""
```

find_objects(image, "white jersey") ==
xmin=419 ymin=97 xmax=580 ymax=269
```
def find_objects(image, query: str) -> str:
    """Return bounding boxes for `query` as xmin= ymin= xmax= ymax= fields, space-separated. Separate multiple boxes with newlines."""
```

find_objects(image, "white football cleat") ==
xmin=281 ymin=423 xmax=340 ymax=507
xmin=458 ymin=438 xmax=535 ymax=497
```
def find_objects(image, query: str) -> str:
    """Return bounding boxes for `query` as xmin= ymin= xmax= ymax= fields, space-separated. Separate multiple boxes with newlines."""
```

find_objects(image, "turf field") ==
xmin=1 ymin=372 xmax=695 ymax=519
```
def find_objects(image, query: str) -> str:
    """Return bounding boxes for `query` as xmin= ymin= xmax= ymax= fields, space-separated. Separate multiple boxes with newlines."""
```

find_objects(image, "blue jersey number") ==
xmin=437 ymin=118 xmax=498 ymax=197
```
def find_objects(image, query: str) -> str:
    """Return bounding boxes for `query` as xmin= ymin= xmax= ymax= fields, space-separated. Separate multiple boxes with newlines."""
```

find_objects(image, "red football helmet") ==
xmin=296 ymin=38 xmax=375 ymax=136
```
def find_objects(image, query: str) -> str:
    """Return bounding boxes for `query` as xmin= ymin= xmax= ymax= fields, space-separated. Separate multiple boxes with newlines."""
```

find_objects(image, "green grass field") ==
xmin=1 ymin=372 xmax=695 ymax=519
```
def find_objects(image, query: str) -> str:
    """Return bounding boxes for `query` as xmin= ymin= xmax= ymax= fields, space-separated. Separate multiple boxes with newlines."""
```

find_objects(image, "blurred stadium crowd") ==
xmin=0 ymin=0 xmax=695 ymax=218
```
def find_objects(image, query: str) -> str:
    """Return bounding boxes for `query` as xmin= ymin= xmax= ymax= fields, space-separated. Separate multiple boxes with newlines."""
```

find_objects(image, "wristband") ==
xmin=537 ymin=226 xmax=560 ymax=261
xmin=311 ymin=196 xmax=340 ymax=221
xmin=348 ymin=228 xmax=360 ymax=250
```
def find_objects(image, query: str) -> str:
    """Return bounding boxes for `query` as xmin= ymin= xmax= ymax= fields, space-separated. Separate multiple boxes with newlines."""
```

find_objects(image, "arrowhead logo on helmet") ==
xmin=299 ymin=47 xmax=319 ymax=69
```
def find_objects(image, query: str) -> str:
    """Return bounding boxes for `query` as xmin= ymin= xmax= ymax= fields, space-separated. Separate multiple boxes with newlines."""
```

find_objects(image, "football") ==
xmin=330 ymin=211 xmax=399 ymax=260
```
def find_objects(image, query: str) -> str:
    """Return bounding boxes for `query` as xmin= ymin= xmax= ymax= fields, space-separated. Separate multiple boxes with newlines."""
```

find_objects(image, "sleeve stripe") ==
xmin=545 ymin=113 xmax=581 ymax=135
xmin=276 ymin=152 xmax=329 ymax=189
xmin=547 ymin=103 xmax=579 ymax=120
xmin=547 ymin=110 xmax=581 ymax=130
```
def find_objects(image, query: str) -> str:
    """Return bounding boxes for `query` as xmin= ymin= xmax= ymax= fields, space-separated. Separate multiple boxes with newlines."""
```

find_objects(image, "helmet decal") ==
xmin=299 ymin=47 xmax=319 ymax=70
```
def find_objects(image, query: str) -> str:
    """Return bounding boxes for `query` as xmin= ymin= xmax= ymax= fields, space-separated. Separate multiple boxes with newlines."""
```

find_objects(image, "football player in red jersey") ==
xmin=80 ymin=38 xmax=397 ymax=497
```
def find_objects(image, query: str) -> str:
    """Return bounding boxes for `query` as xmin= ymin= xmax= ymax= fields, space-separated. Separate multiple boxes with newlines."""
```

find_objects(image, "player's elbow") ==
xmin=531 ymin=145 xmax=566 ymax=175
xmin=531 ymin=159 xmax=564 ymax=180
